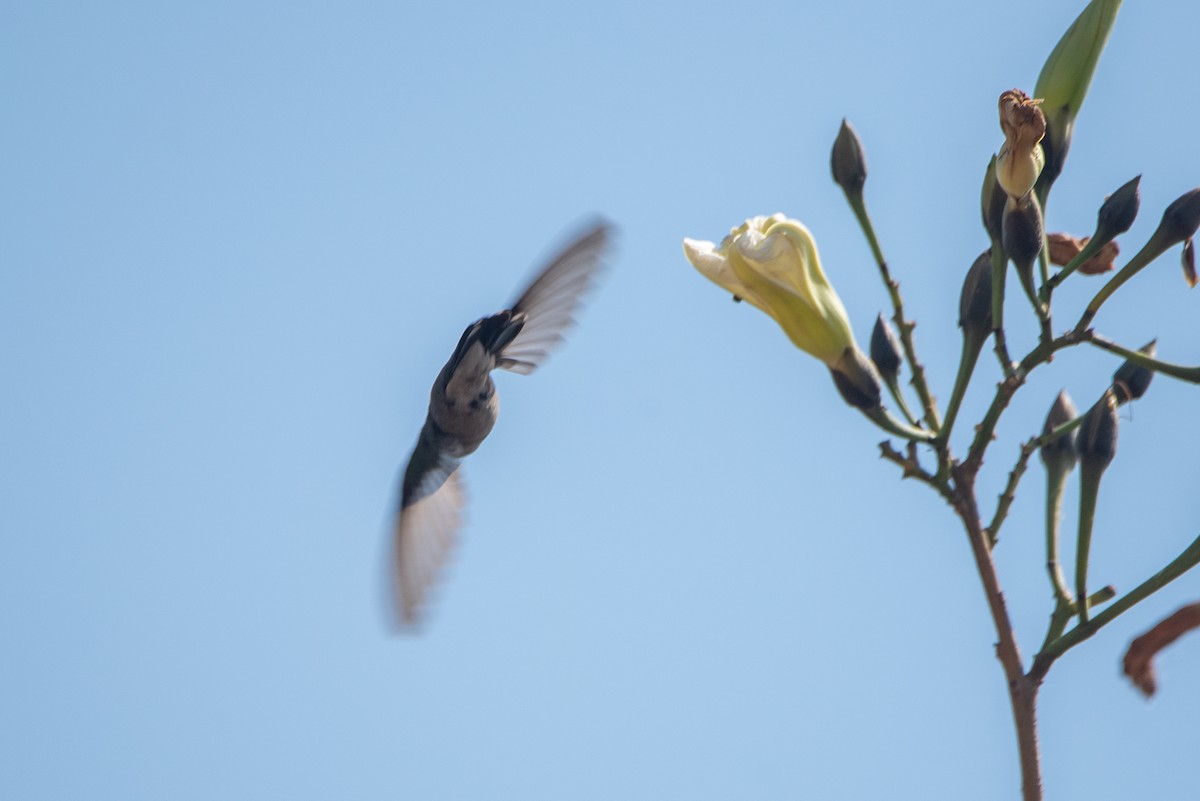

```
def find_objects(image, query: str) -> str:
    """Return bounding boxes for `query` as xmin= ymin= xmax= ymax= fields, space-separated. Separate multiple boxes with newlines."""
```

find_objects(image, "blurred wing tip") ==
xmin=390 ymin=470 xmax=467 ymax=632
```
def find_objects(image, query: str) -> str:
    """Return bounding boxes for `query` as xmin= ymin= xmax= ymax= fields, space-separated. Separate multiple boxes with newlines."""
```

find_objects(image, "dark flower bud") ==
xmin=959 ymin=250 xmax=994 ymax=338
xmin=981 ymin=157 xmax=1007 ymax=245
xmin=1095 ymin=175 xmax=1141 ymax=241
xmin=870 ymin=314 xmax=902 ymax=381
xmin=1111 ymin=340 xmax=1157 ymax=404
xmin=1157 ymin=188 xmax=1200 ymax=248
xmin=831 ymin=119 xmax=867 ymax=199
xmin=1003 ymin=196 xmax=1044 ymax=268
xmin=1183 ymin=238 xmax=1196 ymax=288
xmin=1040 ymin=390 xmax=1079 ymax=474
xmin=829 ymin=346 xmax=882 ymax=411
xmin=1077 ymin=391 xmax=1119 ymax=471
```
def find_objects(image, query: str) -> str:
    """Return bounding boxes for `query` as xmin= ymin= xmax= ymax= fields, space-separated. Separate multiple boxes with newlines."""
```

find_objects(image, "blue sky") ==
xmin=2 ymin=1 xmax=1198 ymax=799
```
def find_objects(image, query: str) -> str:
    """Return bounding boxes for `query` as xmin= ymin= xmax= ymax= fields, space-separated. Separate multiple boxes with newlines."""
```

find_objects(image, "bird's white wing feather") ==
xmin=498 ymin=221 xmax=612 ymax=375
xmin=394 ymin=469 xmax=466 ymax=627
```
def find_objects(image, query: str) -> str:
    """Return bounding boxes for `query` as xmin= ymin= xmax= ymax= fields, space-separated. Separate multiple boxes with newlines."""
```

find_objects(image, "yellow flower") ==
xmin=683 ymin=214 xmax=857 ymax=367
xmin=996 ymin=89 xmax=1047 ymax=201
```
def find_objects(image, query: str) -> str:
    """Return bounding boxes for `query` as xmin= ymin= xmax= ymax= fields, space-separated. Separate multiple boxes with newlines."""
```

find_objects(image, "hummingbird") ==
xmin=392 ymin=220 xmax=613 ymax=627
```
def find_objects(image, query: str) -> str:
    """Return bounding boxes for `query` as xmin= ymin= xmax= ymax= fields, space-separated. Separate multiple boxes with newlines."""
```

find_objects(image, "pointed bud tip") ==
xmin=1040 ymin=389 xmax=1079 ymax=472
xmin=869 ymin=314 xmax=903 ymax=380
xmin=1096 ymin=175 xmax=1142 ymax=240
xmin=831 ymin=119 xmax=868 ymax=198
xmin=1159 ymin=188 xmax=1200 ymax=247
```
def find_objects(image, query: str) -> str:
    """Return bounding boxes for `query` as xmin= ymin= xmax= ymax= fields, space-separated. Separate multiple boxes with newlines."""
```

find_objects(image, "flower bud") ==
xmin=831 ymin=119 xmax=867 ymax=199
xmin=870 ymin=313 xmax=902 ymax=381
xmin=1077 ymin=390 xmax=1119 ymax=471
xmin=996 ymin=89 xmax=1046 ymax=200
xmin=981 ymin=156 xmax=1007 ymax=245
xmin=1003 ymin=197 xmax=1044 ymax=267
xmin=829 ymin=346 xmax=883 ymax=411
xmin=1033 ymin=0 xmax=1121 ymax=195
xmin=1096 ymin=175 xmax=1141 ymax=241
xmin=959 ymin=250 xmax=994 ymax=339
xmin=1111 ymin=340 xmax=1156 ymax=404
xmin=1157 ymin=189 xmax=1200 ymax=249
xmin=1040 ymin=390 xmax=1079 ymax=474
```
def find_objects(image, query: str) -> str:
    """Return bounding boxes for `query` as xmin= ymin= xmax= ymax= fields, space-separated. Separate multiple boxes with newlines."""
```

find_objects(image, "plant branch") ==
xmin=846 ymin=194 xmax=942 ymax=432
xmin=1087 ymin=332 xmax=1200 ymax=384
xmin=1031 ymin=532 xmax=1200 ymax=680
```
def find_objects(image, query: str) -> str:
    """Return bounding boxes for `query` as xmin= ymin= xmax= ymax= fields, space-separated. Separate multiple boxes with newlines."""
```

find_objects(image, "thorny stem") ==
xmin=846 ymin=194 xmax=942 ymax=432
xmin=949 ymin=463 xmax=1043 ymax=801
xmin=988 ymin=441 xmax=1034 ymax=548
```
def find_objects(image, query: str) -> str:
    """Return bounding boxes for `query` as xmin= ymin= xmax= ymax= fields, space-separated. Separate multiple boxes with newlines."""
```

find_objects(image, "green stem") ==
xmin=1040 ymin=235 xmax=1108 ymax=303
xmin=861 ymin=404 xmax=936 ymax=443
xmin=1033 ymin=533 xmax=1200 ymax=673
xmin=1087 ymin=333 xmax=1200 ymax=384
xmin=1075 ymin=228 xmax=1173 ymax=333
xmin=990 ymin=245 xmax=1015 ymax=379
xmin=988 ymin=443 xmax=1034 ymax=548
xmin=1032 ymin=414 xmax=1086 ymax=451
xmin=939 ymin=333 xmax=985 ymax=444
xmin=1045 ymin=468 xmax=1074 ymax=607
xmin=1015 ymin=258 xmax=1053 ymax=343
xmin=1075 ymin=462 xmax=1104 ymax=624
xmin=846 ymin=193 xmax=942 ymax=432
xmin=882 ymin=374 xmax=920 ymax=428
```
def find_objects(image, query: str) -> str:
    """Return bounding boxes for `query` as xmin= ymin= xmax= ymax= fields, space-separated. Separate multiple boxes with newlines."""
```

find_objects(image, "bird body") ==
xmin=392 ymin=221 xmax=612 ymax=627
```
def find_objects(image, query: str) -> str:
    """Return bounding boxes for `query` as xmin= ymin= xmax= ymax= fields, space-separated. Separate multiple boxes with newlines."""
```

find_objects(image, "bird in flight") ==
xmin=392 ymin=220 xmax=613 ymax=628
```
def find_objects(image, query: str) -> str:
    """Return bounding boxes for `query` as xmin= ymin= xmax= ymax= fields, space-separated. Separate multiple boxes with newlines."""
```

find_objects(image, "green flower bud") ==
xmin=959 ymin=250 xmax=994 ymax=339
xmin=870 ymin=313 xmax=902 ymax=381
xmin=1040 ymin=390 xmax=1079 ymax=474
xmin=1077 ymin=390 xmax=1119 ymax=471
xmin=1095 ymin=175 xmax=1141 ymax=242
xmin=1033 ymin=0 xmax=1122 ymax=196
xmin=831 ymin=119 xmax=867 ymax=200
xmin=1111 ymin=340 xmax=1156 ymax=404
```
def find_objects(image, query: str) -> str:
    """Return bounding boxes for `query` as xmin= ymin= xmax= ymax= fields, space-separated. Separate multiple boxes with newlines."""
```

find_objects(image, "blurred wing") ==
xmin=394 ymin=468 xmax=466 ymax=627
xmin=497 ymin=220 xmax=613 ymax=375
